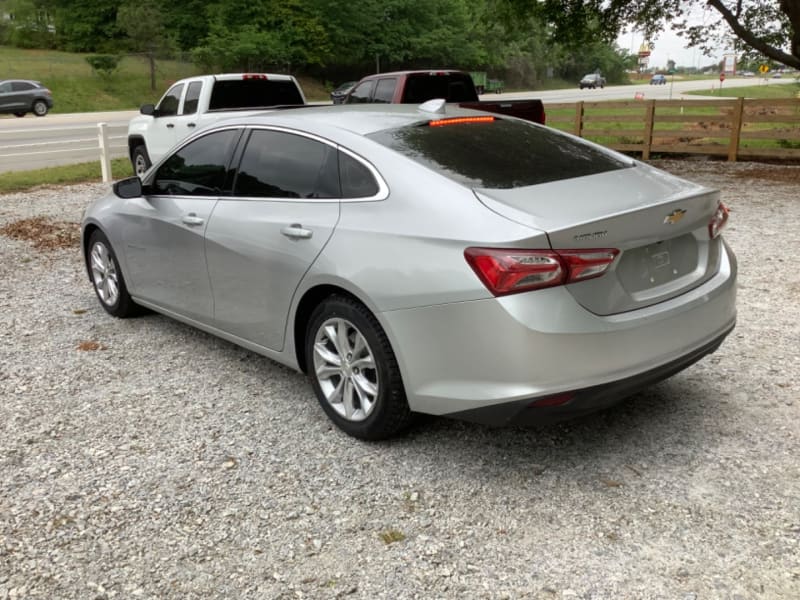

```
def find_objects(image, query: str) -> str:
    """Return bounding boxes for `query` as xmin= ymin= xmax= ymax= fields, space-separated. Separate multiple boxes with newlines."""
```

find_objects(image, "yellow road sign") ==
xmin=759 ymin=64 xmax=769 ymax=73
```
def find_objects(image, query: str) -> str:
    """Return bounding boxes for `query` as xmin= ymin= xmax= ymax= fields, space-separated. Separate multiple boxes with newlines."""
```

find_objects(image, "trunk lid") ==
xmin=475 ymin=163 xmax=724 ymax=315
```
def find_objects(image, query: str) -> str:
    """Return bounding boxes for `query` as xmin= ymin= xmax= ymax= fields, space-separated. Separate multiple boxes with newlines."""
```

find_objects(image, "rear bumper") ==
xmin=379 ymin=240 xmax=737 ymax=422
xmin=447 ymin=322 xmax=734 ymax=426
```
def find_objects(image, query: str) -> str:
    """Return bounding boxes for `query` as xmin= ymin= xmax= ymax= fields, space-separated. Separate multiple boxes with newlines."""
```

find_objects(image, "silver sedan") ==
xmin=81 ymin=103 xmax=737 ymax=439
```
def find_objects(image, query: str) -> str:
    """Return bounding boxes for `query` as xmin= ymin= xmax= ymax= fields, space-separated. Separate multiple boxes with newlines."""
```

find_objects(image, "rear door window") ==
xmin=368 ymin=118 xmax=630 ymax=189
xmin=182 ymin=81 xmax=203 ymax=115
xmin=234 ymin=130 xmax=339 ymax=199
xmin=11 ymin=81 xmax=35 ymax=92
xmin=373 ymin=78 xmax=397 ymax=104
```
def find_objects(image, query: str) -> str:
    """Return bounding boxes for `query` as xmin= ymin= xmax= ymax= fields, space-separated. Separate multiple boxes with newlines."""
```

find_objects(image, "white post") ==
xmin=97 ymin=122 xmax=111 ymax=183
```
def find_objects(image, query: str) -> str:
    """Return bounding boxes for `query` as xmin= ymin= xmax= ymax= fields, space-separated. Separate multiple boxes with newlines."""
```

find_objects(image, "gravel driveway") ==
xmin=1 ymin=160 xmax=798 ymax=599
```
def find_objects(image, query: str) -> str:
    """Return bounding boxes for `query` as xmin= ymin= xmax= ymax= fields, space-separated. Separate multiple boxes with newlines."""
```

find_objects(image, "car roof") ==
xmin=216 ymin=103 xmax=487 ymax=137
xmin=356 ymin=70 xmax=468 ymax=81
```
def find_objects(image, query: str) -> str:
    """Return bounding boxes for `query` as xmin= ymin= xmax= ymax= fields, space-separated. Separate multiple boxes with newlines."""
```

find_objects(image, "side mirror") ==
xmin=140 ymin=104 xmax=156 ymax=116
xmin=113 ymin=176 xmax=143 ymax=199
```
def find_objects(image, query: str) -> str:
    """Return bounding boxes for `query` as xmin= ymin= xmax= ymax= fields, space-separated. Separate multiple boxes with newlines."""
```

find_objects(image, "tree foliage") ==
xmin=3 ymin=0 xmax=638 ymax=85
xmin=503 ymin=0 xmax=799 ymax=69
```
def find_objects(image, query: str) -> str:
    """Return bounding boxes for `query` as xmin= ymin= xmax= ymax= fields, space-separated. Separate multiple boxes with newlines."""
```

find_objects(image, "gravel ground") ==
xmin=1 ymin=160 xmax=798 ymax=599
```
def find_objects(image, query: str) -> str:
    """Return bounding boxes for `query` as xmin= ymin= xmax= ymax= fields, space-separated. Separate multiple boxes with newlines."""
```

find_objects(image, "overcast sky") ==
xmin=618 ymin=27 xmax=726 ymax=70
xmin=617 ymin=6 xmax=731 ymax=70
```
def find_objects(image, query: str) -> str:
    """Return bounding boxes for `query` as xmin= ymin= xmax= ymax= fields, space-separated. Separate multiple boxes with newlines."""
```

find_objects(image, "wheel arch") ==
xmin=81 ymin=222 xmax=103 ymax=282
xmin=128 ymin=135 xmax=147 ymax=162
xmin=293 ymin=284 xmax=376 ymax=375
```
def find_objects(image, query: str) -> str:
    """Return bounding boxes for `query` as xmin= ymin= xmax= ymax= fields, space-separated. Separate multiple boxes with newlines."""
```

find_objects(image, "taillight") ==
xmin=464 ymin=247 xmax=618 ymax=296
xmin=243 ymin=74 xmax=268 ymax=80
xmin=708 ymin=202 xmax=729 ymax=239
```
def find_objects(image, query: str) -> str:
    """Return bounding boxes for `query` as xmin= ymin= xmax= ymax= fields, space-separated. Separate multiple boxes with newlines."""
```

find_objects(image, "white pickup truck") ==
xmin=127 ymin=73 xmax=306 ymax=175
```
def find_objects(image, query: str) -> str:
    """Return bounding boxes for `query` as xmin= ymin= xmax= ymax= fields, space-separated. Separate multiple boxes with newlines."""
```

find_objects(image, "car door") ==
xmin=0 ymin=80 xmax=30 ymax=112
xmin=0 ymin=81 xmax=13 ymax=112
xmin=118 ymin=128 xmax=242 ymax=321
xmin=204 ymin=128 xmax=341 ymax=351
xmin=148 ymin=82 xmax=185 ymax=159
xmin=171 ymin=80 xmax=204 ymax=142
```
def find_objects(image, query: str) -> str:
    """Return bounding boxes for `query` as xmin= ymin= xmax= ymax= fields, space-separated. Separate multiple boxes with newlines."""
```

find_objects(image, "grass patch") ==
xmin=687 ymin=81 xmax=800 ymax=99
xmin=0 ymin=158 xmax=133 ymax=194
xmin=0 ymin=45 xmax=335 ymax=113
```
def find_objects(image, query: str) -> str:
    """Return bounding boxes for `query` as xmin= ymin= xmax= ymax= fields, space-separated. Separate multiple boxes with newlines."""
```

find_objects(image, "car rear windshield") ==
xmin=367 ymin=118 xmax=630 ymax=189
xmin=209 ymin=79 xmax=303 ymax=110
xmin=400 ymin=73 xmax=479 ymax=103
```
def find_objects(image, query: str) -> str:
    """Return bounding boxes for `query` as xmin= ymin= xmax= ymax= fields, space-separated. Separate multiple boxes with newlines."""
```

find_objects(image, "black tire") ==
xmin=13 ymin=112 xmax=25 ymax=118
xmin=132 ymin=144 xmax=151 ymax=176
xmin=32 ymin=100 xmax=48 ymax=116
xmin=86 ymin=230 xmax=142 ymax=318
xmin=306 ymin=295 xmax=412 ymax=440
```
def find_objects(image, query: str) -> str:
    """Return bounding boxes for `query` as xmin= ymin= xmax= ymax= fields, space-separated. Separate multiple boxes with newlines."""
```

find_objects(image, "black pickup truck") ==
xmin=343 ymin=70 xmax=546 ymax=125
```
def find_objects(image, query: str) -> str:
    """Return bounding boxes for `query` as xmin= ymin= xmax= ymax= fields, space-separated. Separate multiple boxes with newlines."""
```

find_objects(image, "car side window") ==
xmin=151 ymin=129 xmax=239 ymax=196
xmin=234 ymin=130 xmax=339 ymax=199
xmin=373 ymin=78 xmax=397 ymax=104
xmin=0 ymin=82 xmax=11 ymax=93
xmin=182 ymin=82 xmax=202 ymax=115
xmin=157 ymin=83 xmax=184 ymax=117
xmin=339 ymin=152 xmax=379 ymax=198
xmin=344 ymin=81 xmax=375 ymax=104
xmin=11 ymin=81 xmax=34 ymax=92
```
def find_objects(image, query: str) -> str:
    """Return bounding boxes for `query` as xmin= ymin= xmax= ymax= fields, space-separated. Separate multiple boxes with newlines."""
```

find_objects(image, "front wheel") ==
xmin=306 ymin=296 xmax=412 ymax=440
xmin=131 ymin=145 xmax=151 ymax=176
xmin=87 ymin=230 xmax=141 ymax=318
xmin=32 ymin=100 xmax=48 ymax=116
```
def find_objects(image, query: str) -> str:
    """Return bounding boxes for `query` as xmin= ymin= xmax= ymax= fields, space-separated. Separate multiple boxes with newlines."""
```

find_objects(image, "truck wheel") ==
xmin=132 ymin=145 xmax=151 ymax=176
xmin=32 ymin=100 xmax=48 ymax=116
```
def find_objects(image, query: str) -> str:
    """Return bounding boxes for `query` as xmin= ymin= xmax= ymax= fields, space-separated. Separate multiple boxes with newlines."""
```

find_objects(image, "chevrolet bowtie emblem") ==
xmin=664 ymin=208 xmax=687 ymax=225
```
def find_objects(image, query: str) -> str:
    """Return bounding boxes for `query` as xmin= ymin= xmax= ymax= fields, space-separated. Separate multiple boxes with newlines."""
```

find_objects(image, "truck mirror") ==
xmin=140 ymin=104 xmax=155 ymax=116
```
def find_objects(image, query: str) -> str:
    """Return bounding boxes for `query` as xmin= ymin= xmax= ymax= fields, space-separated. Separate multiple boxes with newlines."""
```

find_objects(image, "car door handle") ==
xmin=166 ymin=123 xmax=175 ymax=128
xmin=187 ymin=123 xmax=196 ymax=128
xmin=182 ymin=213 xmax=204 ymax=226
xmin=281 ymin=224 xmax=313 ymax=239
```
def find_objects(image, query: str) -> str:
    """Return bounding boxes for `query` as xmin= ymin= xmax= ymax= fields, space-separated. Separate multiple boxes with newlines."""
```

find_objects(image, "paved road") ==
xmin=492 ymin=75 xmax=796 ymax=102
xmin=0 ymin=77 xmax=795 ymax=174
xmin=0 ymin=110 xmax=137 ymax=174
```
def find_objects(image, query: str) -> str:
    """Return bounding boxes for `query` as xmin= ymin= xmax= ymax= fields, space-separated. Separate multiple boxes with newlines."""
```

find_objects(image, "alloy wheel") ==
xmin=90 ymin=241 xmax=120 ymax=306
xmin=312 ymin=317 xmax=379 ymax=422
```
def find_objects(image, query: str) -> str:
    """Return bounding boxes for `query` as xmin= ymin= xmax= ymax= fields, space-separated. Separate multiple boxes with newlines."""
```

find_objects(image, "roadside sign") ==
xmin=719 ymin=73 xmax=725 ymax=82
xmin=759 ymin=64 xmax=769 ymax=74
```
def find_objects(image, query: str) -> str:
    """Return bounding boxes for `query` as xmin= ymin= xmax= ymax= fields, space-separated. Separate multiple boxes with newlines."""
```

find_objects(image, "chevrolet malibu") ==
xmin=81 ymin=102 xmax=737 ymax=440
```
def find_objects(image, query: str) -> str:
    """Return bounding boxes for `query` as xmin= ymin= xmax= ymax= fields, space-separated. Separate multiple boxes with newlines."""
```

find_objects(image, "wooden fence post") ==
xmin=642 ymin=100 xmax=656 ymax=160
xmin=97 ymin=122 xmax=111 ymax=183
xmin=574 ymin=101 xmax=584 ymax=137
xmin=727 ymin=97 xmax=745 ymax=162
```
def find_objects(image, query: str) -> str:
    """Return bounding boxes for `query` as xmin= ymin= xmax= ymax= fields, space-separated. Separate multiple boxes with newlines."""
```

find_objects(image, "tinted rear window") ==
xmin=400 ymin=74 xmax=478 ymax=103
xmin=209 ymin=79 xmax=303 ymax=110
xmin=368 ymin=118 xmax=630 ymax=189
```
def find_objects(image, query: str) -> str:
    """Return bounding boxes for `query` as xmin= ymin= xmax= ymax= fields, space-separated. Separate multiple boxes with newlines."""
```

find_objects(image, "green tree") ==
xmin=501 ymin=0 xmax=800 ymax=70
xmin=2 ymin=0 xmax=55 ymax=48
xmin=117 ymin=1 xmax=173 ymax=90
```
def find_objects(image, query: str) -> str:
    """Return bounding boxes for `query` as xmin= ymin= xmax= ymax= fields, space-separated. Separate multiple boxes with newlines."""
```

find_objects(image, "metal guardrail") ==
xmin=0 ymin=122 xmax=128 ymax=181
